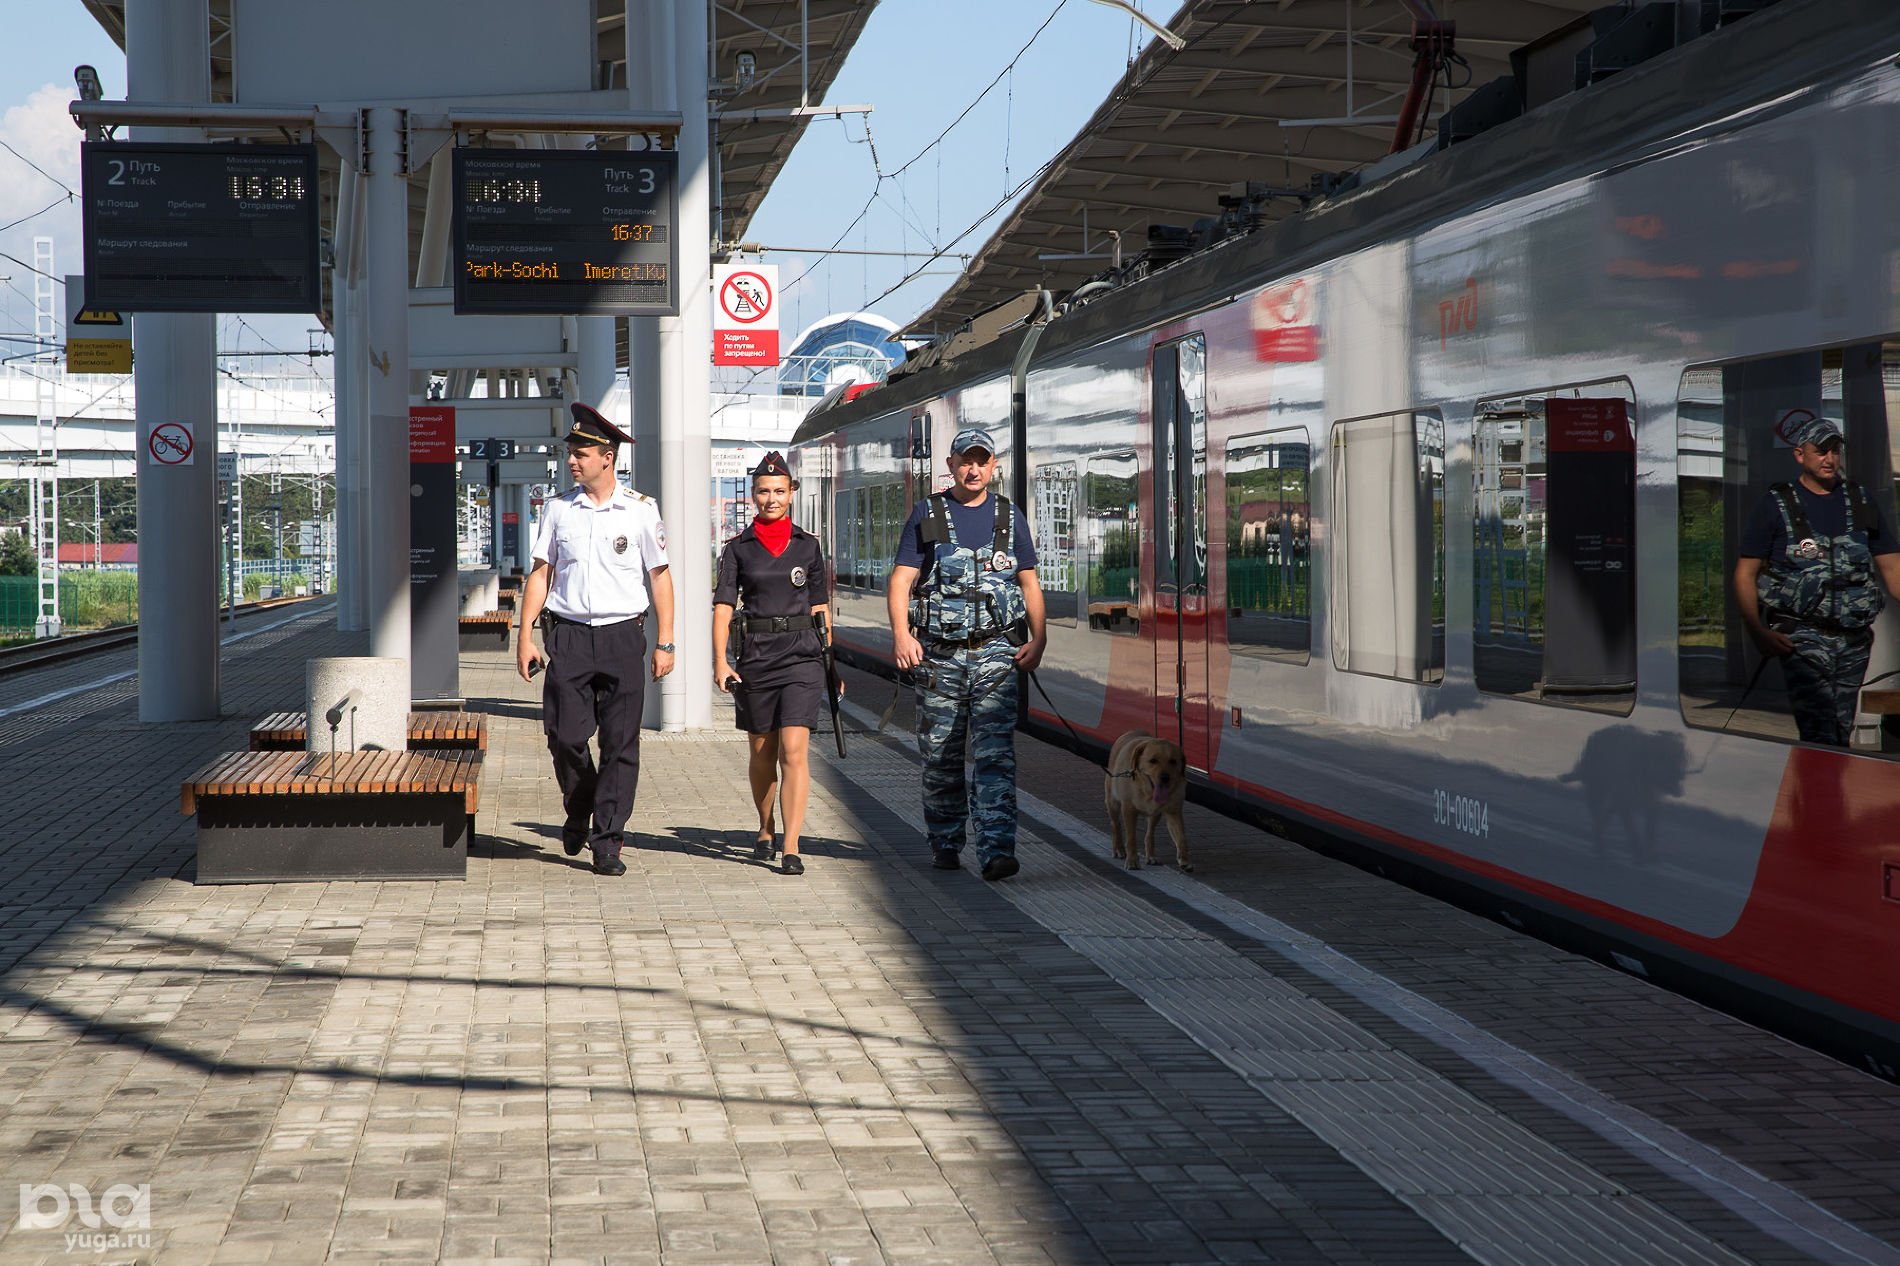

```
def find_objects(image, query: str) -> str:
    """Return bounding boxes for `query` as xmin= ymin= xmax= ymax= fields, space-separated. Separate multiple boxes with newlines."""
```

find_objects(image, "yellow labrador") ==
xmin=1105 ymin=730 xmax=1191 ymax=871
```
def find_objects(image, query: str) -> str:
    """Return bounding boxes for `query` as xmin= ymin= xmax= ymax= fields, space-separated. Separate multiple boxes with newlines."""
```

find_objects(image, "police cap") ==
xmin=751 ymin=450 xmax=792 ymax=480
xmin=566 ymin=401 xmax=633 ymax=449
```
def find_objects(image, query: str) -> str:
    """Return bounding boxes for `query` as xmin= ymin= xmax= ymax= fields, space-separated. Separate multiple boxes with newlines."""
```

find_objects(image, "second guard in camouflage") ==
xmin=886 ymin=425 xmax=1048 ymax=881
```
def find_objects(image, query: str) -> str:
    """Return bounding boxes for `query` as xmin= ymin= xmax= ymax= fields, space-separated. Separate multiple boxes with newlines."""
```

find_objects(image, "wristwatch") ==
xmin=655 ymin=642 xmax=676 ymax=653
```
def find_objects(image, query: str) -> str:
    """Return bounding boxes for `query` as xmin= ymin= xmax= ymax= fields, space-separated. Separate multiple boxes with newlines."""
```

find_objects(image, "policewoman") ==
xmin=1734 ymin=415 xmax=1900 ymax=746
xmin=712 ymin=451 xmax=834 ymax=875
xmin=886 ymin=425 xmax=1047 ymax=881
xmin=516 ymin=402 xmax=676 ymax=876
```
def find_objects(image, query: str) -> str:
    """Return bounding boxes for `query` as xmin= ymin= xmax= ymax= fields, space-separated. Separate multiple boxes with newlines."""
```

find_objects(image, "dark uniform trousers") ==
xmin=1784 ymin=623 xmax=1873 ymax=747
xmin=543 ymin=614 xmax=648 ymax=857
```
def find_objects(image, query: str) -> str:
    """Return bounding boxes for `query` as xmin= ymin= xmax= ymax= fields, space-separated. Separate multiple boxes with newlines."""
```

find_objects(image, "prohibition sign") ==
xmin=719 ymin=271 xmax=773 ymax=324
xmin=149 ymin=422 xmax=194 ymax=465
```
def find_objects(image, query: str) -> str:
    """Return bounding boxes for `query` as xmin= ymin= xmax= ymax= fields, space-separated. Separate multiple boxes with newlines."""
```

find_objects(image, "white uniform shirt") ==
xmin=532 ymin=484 xmax=670 ymax=624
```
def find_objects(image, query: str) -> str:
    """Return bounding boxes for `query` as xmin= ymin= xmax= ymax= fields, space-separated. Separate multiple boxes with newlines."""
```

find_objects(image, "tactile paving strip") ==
xmin=827 ymin=709 xmax=1839 ymax=1266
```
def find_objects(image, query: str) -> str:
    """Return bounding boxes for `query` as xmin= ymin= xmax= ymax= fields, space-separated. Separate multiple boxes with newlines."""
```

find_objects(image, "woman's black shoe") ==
xmin=781 ymin=854 xmax=804 ymax=876
xmin=753 ymin=837 xmax=776 ymax=860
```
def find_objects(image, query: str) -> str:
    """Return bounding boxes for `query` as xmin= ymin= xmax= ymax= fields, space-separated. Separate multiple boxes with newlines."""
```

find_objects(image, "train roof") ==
xmin=794 ymin=0 xmax=1897 ymax=447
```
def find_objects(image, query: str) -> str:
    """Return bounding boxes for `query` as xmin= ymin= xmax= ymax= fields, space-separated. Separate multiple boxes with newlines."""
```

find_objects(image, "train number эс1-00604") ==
xmin=1432 ymin=789 xmax=1490 ymax=838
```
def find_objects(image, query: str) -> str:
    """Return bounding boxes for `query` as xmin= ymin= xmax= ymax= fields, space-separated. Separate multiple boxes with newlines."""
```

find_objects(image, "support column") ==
xmin=130 ymin=0 xmax=220 ymax=721
xmin=364 ymin=107 xmax=412 ymax=674
xmin=333 ymin=261 xmax=363 ymax=630
xmin=660 ymin=0 xmax=714 ymax=730
xmin=514 ymin=482 xmax=534 ymax=573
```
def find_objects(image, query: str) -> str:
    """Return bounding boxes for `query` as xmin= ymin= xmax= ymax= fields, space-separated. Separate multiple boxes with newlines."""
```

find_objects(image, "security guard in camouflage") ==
xmin=888 ymin=426 xmax=1048 ymax=881
xmin=1734 ymin=416 xmax=1900 ymax=746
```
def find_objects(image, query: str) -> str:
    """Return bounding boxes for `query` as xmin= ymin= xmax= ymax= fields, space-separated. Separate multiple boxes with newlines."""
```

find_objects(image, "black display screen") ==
xmin=81 ymin=141 xmax=321 ymax=314
xmin=452 ymin=148 xmax=679 ymax=317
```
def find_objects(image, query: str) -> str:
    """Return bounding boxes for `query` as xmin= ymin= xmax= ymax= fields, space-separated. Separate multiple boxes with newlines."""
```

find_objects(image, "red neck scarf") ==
xmin=753 ymin=515 xmax=793 ymax=556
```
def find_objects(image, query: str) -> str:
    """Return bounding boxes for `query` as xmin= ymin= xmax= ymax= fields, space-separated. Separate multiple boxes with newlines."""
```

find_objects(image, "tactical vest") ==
xmin=909 ymin=492 xmax=1029 ymax=644
xmin=1756 ymin=480 xmax=1885 ymax=630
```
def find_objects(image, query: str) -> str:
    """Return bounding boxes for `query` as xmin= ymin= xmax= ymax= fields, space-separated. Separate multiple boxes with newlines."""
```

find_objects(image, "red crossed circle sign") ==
xmin=719 ymin=271 xmax=773 ymax=324
xmin=149 ymin=422 xmax=194 ymax=465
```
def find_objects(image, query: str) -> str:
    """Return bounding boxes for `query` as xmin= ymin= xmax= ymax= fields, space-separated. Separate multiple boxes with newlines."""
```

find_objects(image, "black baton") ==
xmin=818 ymin=613 xmax=846 ymax=758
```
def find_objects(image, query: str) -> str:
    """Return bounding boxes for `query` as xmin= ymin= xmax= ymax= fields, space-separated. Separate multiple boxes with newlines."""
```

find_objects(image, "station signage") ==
xmin=451 ymin=148 xmax=679 ymax=317
xmin=713 ymin=263 xmax=779 ymax=365
xmin=81 ymin=142 xmax=321 ymax=313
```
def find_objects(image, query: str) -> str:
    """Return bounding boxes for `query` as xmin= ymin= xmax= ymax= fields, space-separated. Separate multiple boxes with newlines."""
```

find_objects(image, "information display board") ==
xmin=452 ymin=148 xmax=679 ymax=316
xmin=81 ymin=142 xmax=320 ymax=313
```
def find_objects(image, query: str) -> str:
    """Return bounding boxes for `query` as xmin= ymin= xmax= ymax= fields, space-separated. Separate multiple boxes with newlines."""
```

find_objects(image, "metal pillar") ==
xmin=364 ymin=106 xmax=412 ymax=674
xmin=130 ymin=0 xmax=220 ymax=720
xmin=31 ymin=236 xmax=59 ymax=639
xmin=513 ymin=482 xmax=533 ymax=573
xmin=660 ymin=0 xmax=714 ymax=730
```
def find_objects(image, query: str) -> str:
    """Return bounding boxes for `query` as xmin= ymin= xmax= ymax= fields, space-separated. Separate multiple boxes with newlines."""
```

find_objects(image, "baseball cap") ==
xmin=950 ymin=425 xmax=997 ymax=457
xmin=1791 ymin=416 xmax=1845 ymax=451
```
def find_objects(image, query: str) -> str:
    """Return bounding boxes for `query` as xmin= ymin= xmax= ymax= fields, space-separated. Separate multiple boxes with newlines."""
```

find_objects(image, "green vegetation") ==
xmin=1679 ymin=478 xmax=1727 ymax=648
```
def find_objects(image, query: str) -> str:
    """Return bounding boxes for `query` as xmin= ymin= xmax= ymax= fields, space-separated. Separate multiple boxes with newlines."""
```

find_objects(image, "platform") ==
xmin=3 ymin=604 xmax=1900 ymax=1265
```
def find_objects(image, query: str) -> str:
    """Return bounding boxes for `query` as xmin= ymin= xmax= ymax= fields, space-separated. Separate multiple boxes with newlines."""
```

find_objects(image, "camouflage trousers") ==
xmin=915 ymin=638 xmax=1020 ymax=863
xmin=1782 ymin=624 xmax=1872 ymax=747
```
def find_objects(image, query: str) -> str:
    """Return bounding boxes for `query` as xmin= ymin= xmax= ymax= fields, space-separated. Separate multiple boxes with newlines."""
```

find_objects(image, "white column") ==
xmin=514 ymin=482 xmax=534 ymax=572
xmin=364 ymin=107 xmax=412 ymax=673
xmin=629 ymin=0 xmax=669 ymax=729
xmin=130 ymin=0 xmax=220 ymax=721
xmin=661 ymin=0 xmax=714 ymax=730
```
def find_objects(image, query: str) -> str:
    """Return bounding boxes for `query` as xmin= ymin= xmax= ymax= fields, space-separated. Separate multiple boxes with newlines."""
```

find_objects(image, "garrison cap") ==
xmin=566 ymin=401 xmax=632 ymax=449
xmin=750 ymin=450 xmax=792 ymax=480
xmin=949 ymin=425 xmax=997 ymax=457
xmin=1790 ymin=415 xmax=1845 ymax=451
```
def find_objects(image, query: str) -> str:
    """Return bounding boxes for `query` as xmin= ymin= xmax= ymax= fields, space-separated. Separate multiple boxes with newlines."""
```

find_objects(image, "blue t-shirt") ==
xmin=894 ymin=493 xmax=1038 ymax=572
xmin=1740 ymin=480 xmax=1896 ymax=564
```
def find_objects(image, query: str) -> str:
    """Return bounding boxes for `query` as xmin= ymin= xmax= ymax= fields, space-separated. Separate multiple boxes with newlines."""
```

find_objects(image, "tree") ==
xmin=0 ymin=530 xmax=33 ymax=576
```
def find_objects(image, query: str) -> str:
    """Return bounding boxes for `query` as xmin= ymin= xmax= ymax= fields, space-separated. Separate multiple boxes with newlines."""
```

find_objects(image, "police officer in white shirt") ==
xmin=516 ymin=402 xmax=676 ymax=876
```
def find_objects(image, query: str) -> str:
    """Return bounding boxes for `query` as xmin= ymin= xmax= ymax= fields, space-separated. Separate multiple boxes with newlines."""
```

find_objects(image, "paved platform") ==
xmin=4 ymin=603 xmax=1900 ymax=1265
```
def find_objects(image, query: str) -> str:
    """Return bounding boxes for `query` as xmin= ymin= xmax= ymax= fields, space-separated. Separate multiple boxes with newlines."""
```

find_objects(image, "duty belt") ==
xmin=547 ymin=611 xmax=644 ymax=629
xmin=929 ymin=630 xmax=1004 ymax=651
xmin=738 ymin=613 xmax=822 ymax=633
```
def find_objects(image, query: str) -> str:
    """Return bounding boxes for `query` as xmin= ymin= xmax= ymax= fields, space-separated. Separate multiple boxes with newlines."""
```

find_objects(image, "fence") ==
xmin=0 ymin=561 xmax=318 ymax=639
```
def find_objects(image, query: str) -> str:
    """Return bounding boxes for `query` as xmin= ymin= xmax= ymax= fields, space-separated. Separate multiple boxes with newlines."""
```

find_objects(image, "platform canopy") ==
xmin=906 ymin=0 xmax=1606 ymax=335
xmin=76 ymin=0 xmax=878 ymax=365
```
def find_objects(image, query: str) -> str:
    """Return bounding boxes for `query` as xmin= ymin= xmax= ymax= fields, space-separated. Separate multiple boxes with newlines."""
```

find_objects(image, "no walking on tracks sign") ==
xmin=713 ymin=263 xmax=779 ymax=367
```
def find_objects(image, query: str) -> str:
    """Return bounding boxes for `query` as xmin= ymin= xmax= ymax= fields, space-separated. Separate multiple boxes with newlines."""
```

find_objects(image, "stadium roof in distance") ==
xmin=905 ymin=0 xmax=1604 ymax=337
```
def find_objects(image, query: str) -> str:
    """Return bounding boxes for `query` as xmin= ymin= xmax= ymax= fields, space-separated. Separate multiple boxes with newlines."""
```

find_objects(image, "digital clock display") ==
xmin=451 ymin=148 xmax=680 ymax=317
xmin=228 ymin=173 xmax=308 ymax=202
xmin=82 ymin=141 xmax=320 ymax=313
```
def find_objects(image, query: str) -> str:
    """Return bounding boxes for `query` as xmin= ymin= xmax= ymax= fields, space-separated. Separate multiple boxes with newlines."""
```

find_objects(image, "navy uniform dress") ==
xmin=532 ymin=480 xmax=669 ymax=860
xmin=715 ymin=523 xmax=829 ymax=733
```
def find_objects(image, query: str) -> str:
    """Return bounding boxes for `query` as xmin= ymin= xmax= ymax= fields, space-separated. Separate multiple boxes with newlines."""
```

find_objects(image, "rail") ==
xmin=0 ymin=595 xmax=321 ymax=678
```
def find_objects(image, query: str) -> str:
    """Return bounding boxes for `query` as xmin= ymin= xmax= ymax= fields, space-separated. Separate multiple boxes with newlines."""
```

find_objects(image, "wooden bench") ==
xmin=497 ymin=590 xmax=517 ymax=612
xmin=181 ymin=749 xmax=481 ymax=883
xmin=458 ymin=611 xmax=513 ymax=651
xmin=250 ymin=710 xmax=489 ymax=753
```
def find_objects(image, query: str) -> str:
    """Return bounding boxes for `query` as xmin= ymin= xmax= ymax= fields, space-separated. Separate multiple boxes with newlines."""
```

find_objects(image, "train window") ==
xmin=1473 ymin=382 xmax=1636 ymax=715
xmin=1330 ymin=411 xmax=1445 ymax=684
xmin=1224 ymin=430 xmax=1311 ymax=662
xmin=1084 ymin=450 xmax=1139 ymax=635
xmin=1033 ymin=462 xmax=1079 ymax=625
xmin=1678 ymin=343 xmax=1900 ymax=751
xmin=1153 ymin=335 xmax=1209 ymax=594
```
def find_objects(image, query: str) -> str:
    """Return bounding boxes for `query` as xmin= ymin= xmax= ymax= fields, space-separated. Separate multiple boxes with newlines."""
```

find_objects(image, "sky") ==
xmin=0 ymin=1 xmax=1168 ymax=363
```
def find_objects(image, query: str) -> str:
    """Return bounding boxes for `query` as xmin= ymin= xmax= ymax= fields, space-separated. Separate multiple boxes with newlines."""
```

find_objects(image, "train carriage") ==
xmin=791 ymin=0 xmax=1900 ymax=1075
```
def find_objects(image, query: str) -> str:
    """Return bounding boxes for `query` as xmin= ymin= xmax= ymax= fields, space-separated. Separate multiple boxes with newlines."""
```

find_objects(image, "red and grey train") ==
xmin=789 ymin=0 xmax=1900 ymax=1075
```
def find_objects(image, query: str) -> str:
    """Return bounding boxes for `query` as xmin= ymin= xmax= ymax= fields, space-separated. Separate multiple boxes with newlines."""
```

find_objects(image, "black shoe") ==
xmin=781 ymin=854 xmax=804 ymax=876
xmin=753 ymin=836 xmax=776 ymax=860
xmin=931 ymin=847 xmax=961 ymax=871
xmin=562 ymin=817 xmax=588 ymax=857
xmin=981 ymin=855 xmax=1020 ymax=882
xmin=592 ymin=853 xmax=627 ymax=877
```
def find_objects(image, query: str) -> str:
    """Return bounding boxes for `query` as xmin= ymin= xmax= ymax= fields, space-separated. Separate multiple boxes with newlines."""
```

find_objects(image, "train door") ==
xmin=1151 ymin=335 xmax=1211 ymax=767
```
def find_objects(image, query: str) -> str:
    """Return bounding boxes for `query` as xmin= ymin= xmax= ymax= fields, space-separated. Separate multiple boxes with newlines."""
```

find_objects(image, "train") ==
xmin=787 ymin=0 xmax=1900 ymax=1077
